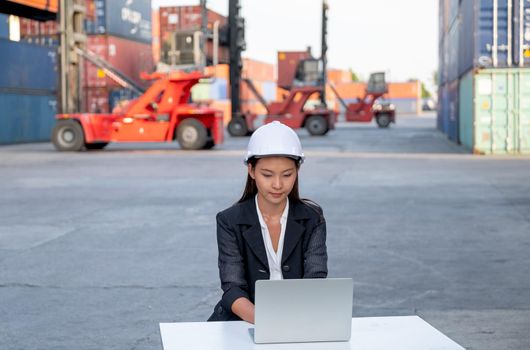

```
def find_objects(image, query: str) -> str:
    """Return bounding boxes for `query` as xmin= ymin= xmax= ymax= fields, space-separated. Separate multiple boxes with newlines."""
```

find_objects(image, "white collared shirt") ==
xmin=255 ymin=195 xmax=289 ymax=280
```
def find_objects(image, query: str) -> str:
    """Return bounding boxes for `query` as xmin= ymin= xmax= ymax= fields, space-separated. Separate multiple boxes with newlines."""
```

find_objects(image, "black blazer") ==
xmin=208 ymin=197 xmax=328 ymax=321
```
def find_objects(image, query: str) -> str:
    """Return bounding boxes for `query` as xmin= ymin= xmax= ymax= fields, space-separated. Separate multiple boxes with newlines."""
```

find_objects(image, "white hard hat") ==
xmin=245 ymin=121 xmax=305 ymax=164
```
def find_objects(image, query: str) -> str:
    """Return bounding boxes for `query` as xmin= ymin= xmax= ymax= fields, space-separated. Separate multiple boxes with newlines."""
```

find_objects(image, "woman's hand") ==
xmin=232 ymin=297 xmax=255 ymax=324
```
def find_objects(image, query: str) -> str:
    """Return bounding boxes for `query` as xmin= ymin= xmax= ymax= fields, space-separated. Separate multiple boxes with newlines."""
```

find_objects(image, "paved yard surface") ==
xmin=1 ymin=113 xmax=529 ymax=350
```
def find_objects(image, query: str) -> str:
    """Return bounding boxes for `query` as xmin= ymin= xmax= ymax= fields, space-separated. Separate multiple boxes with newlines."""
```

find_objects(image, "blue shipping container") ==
xmin=262 ymin=81 xmax=277 ymax=102
xmin=0 ymin=92 xmax=57 ymax=144
xmin=457 ymin=0 xmax=528 ymax=77
xmin=438 ymin=84 xmax=449 ymax=134
xmin=210 ymin=78 xmax=228 ymax=100
xmin=108 ymin=88 xmax=140 ymax=111
xmin=0 ymin=38 xmax=57 ymax=91
xmin=0 ymin=14 xmax=8 ymax=39
xmin=447 ymin=79 xmax=459 ymax=142
xmin=85 ymin=0 xmax=152 ymax=44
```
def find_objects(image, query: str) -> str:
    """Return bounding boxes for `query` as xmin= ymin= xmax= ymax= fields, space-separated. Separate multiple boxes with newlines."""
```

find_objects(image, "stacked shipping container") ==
xmin=439 ymin=0 xmax=530 ymax=154
xmin=83 ymin=0 xmax=153 ymax=113
xmin=0 ymin=38 xmax=57 ymax=144
xmin=157 ymin=6 xmax=229 ymax=66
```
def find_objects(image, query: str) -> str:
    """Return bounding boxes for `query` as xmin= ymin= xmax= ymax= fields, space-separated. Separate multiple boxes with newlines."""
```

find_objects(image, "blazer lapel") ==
xmin=242 ymin=224 xmax=269 ymax=269
xmin=282 ymin=201 xmax=308 ymax=264
xmin=238 ymin=198 xmax=269 ymax=269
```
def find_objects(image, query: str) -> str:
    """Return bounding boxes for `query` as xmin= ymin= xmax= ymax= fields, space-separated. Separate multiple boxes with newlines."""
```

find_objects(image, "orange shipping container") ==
xmin=204 ymin=64 xmax=230 ymax=80
xmin=327 ymin=69 xmax=351 ymax=85
xmin=387 ymin=81 xmax=420 ymax=99
xmin=243 ymin=58 xmax=275 ymax=82
xmin=7 ymin=0 xmax=58 ymax=13
xmin=333 ymin=83 xmax=367 ymax=99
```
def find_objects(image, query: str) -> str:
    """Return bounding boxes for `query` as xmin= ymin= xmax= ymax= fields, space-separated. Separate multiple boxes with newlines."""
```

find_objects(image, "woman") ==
xmin=208 ymin=121 xmax=328 ymax=323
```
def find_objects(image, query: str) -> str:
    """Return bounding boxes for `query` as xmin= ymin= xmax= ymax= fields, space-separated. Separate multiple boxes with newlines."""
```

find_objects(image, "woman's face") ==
xmin=249 ymin=157 xmax=298 ymax=206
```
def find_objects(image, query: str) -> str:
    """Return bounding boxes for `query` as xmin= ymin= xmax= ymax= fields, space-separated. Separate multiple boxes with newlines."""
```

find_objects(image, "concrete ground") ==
xmin=1 ymin=113 xmax=529 ymax=350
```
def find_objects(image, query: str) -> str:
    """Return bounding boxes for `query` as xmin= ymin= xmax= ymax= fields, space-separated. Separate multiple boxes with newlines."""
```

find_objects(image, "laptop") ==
xmin=254 ymin=278 xmax=353 ymax=344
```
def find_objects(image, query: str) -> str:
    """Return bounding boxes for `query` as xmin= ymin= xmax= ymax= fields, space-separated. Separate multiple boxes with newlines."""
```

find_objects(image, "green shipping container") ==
xmin=458 ymin=69 xmax=530 ymax=154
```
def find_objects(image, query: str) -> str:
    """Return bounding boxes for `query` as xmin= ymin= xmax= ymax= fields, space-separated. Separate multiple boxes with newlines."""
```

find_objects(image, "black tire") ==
xmin=85 ymin=142 xmax=108 ymax=150
xmin=305 ymin=115 xmax=328 ymax=136
xmin=51 ymin=120 xmax=85 ymax=151
xmin=376 ymin=113 xmax=392 ymax=128
xmin=203 ymin=139 xmax=215 ymax=150
xmin=227 ymin=117 xmax=248 ymax=137
xmin=176 ymin=118 xmax=208 ymax=150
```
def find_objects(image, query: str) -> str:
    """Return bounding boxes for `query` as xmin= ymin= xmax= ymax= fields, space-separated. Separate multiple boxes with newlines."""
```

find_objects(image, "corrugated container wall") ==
xmin=7 ymin=0 xmax=58 ymax=13
xmin=454 ymin=0 xmax=530 ymax=75
xmin=85 ymin=0 xmax=152 ymax=43
xmin=464 ymin=69 xmax=530 ymax=154
xmin=0 ymin=14 xmax=8 ymax=39
xmin=84 ymin=35 xmax=153 ymax=89
xmin=0 ymin=93 xmax=57 ymax=144
xmin=0 ymin=38 xmax=57 ymax=91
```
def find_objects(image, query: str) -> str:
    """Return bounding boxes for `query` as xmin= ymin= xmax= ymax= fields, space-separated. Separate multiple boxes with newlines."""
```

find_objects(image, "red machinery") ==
xmin=329 ymin=72 xmax=396 ymax=128
xmin=52 ymin=70 xmax=224 ymax=151
xmin=227 ymin=78 xmax=336 ymax=137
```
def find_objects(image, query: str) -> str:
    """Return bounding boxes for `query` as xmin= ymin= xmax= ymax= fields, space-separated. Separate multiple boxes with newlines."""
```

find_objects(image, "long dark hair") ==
xmin=238 ymin=157 xmax=301 ymax=203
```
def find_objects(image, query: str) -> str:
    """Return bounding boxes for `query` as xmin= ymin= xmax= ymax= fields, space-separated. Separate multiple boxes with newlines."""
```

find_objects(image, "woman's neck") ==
xmin=256 ymin=194 xmax=287 ymax=218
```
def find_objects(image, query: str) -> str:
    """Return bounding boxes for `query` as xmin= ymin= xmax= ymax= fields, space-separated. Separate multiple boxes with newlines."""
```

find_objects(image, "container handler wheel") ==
xmin=176 ymin=118 xmax=208 ymax=150
xmin=305 ymin=115 xmax=328 ymax=136
xmin=52 ymin=120 xmax=85 ymax=151
xmin=376 ymin=113 xmax=392 ymax=128
xmin=85 ymin=142 xmax=108 ymax=150
xmin=227 ymin=117 xmax=248 ymax=137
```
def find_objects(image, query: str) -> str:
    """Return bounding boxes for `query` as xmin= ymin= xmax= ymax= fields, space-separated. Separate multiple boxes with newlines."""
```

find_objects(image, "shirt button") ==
xmin=282 ymin=265 xmax=290 ymax=272
xmin=217 ymin=306 xmax=223 ymax=314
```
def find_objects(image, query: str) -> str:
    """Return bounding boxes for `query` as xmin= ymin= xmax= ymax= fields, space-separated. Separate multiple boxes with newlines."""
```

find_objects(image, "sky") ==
xmin=153 ymin=0 xmax=438 ymax=91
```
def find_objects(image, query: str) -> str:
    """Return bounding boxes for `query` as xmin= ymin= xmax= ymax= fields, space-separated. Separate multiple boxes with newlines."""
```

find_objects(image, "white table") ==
xmin=160 ymin=315 xmax=465 ymax=350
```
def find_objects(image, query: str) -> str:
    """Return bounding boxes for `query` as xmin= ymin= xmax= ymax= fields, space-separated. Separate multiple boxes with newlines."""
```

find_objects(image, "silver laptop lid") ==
xmin=254 ymin=278 xmax=353 ymax=344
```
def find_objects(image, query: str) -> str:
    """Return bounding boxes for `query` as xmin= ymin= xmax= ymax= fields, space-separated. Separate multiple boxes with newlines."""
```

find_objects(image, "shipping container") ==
xmin=261 ymin=81 xmax=277 ymax=102
xmin=0 ymin=14 xmax=8 ymax=39
xmin=83 ymin=87 xmax=110 ymax=113
xmin=0 ymin=92 xmax=57 ymax=144
xmin=458 ymin=70 xmax=474 ymax=149
xmin=388 ymin=81 xmax=421 ymax=99
xmin=204 ymin=64 xmax=229 ymax=80
xmin=333 ymin=82 xmax=366 ymax=99
xmin=438 ymin=83 xmax=449 ymax=134
xmin=84 ymin=0 xmax=152 ymax=43
xmin=19 ymin=17 xmax=58 ymax=37
xmin=243 ymin=58 xmax=276 ymax=82
xmin=152 ymin=9 xmax=160 ymax=63
xmin=458 ymin=68 xmax=530 ymax=154
xmin=0 ymin=38 xmax=57 ymax=91
xmin=327 ymin=69 xmax=351 ymax=85
xmin=384 ymin=98 xmax=421 ymax=115
xmin=5 ymin=0 xmax=58 ymax=13
xmin=191 ymin=78 xmax=228 ymax=101
xmin=108 ymin=88 xmax=140 ymax=112
xmin=453 ymin=0 xmax=530 ymax=77
xmin=277 ymin=51 xmax=311 ymax=90
xmin=84 ymin=35 xmax=153 ymax=88
xmin=447 ymin=20 xmax=459 ymax=82
xmin=159 ymin=5 xmax=227 ymax=33
xmin=447 ymin=79 xmax=459 ymax=142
